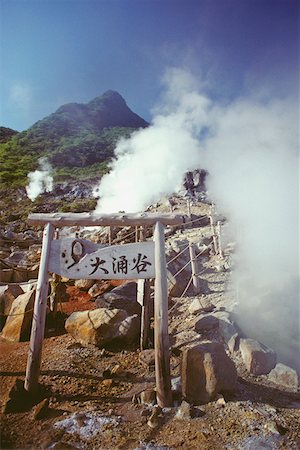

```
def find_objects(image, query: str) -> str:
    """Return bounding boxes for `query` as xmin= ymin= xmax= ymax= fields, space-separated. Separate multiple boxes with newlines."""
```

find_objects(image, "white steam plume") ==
xmin=26 ymin=157 xmax=54 ymax=201
xmin=94 ymin=67 xmax=299 ymax=371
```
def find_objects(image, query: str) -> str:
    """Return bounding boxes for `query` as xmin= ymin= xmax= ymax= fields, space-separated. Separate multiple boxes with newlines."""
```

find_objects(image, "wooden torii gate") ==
xmin=24 ymin=212 xmax=185 ymax=408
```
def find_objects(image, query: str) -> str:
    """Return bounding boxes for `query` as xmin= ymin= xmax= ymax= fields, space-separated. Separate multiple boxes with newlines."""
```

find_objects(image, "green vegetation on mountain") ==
xmin=0 ymin=90 xmax=148 ymax=189
xmin=0 ymin=127 xmax=18 ymax=143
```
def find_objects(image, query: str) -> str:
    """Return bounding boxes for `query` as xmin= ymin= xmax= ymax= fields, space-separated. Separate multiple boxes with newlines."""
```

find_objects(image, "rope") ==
xmin=0 ymin=258 xmax=29 ymax=272
xmin=111 ymin=229 xmax=137 ymax=244
xmin=180 ymin=276 xmax=193 ymax=298
xmin=0 ymin=307 xmax=35 ymax=317
xmin=172 ymin=259 xmax=191 ymax=278
xmin=166 ymin=244 xmax=189 ymax=266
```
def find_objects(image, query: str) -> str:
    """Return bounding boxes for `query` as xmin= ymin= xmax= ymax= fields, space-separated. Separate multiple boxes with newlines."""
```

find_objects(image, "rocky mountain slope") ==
xmin=0 ymin=90 xmax=148 ymax=189
xmin=0 ymin=91 xmax=149 ymax=225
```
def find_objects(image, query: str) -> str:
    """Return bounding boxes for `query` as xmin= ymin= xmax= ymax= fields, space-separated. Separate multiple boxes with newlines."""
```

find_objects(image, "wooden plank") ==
xmin=153 ymin=221 xmax=172 ymax=407
xmin=138 ymin=279 xmax=151 ymax=350
xmin=189 ymin=242 xmax=200 ymax=294
xmin=28 ymin=212 xmax=186 ymax=227
xmin=24 ymin=223 xmax=55 ymax=393
xmin=49 ymin=239 xmax=155 ymax=279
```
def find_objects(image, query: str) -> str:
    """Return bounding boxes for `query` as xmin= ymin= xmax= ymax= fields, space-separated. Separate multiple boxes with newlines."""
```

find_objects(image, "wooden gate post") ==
xmin=189 ymin=242 xmax=200 ymax=294
xmin=24 ymin=223 xmax=55 ymax=393
xmin=153 ymin=221 xmax=172 ymax=407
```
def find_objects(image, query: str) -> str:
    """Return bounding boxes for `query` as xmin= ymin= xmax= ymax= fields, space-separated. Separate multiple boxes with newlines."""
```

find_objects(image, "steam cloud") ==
xmin=26 ymin=157 xmax=54 ymax=201
xmin=94 ymin=68 xmax=299 ymax=371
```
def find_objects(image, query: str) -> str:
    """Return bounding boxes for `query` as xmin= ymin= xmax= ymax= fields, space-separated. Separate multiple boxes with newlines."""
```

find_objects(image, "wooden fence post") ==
xmin=137 ymin=279 xmax=151 ymax=349
xmin=24 ymin=223 xmax=55 ymax=393
xmin=189 ymin=242 xmax=200 ymax=294
xmin=209 ymin=215 xmax=218 ymax=255
xmin=153 ymin=221 xmax=172 ymax=407
xmin=217 ymin=221 xmax=223 ymax=258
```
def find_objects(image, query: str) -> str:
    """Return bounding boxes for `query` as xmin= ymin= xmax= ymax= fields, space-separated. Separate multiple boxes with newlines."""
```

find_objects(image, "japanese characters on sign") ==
xmin=49 ymin=239 xmax=155 ymax=279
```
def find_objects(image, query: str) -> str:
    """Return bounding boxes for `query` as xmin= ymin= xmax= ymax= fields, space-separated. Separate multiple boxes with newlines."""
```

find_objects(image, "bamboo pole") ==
xmin=153 ymin=221 xmax=172 ymax=407
xmin=189 ymin=242 xmax=200 ymax=294
xmin=25 ymin=223 xmax=55 ymax=393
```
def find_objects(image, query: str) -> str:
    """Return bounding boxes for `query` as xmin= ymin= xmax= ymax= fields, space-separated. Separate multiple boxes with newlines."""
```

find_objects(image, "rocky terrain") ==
xmin=0 ymin=193 xmax=299 ymax=450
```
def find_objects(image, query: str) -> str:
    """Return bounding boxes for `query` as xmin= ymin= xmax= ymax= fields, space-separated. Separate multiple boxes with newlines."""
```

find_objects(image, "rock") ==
xmin=140 ymin=389 xmax=156 ymax=405
xmin=194 ymin=314 xmax=219 ymax=332
xmin=175 ymin=400 xmax=196 ymax=419
xmin=0 ymin=285 xmax=24 ymax=330
xmin=188 ymin=297 xmax=215 ymax=314
xmin=96 ymin=282 xmax=141 ymax=315
xmin=1 ymin=378 xmax=30 ymax=413
xmin=227 ymin=333 xmax=240 ymax=353
xmin=171 ymin=376 xmax=182 ymax=393
xmin=268 ymin=363 xmax=298 ymax=392
xmin=32 ymin=398 xmax=49 ymax=420
xmin=74 ymin=279 xmax=95 ymax=291
xmin=88 ymin=281 xmax=114 ymax=298
xmin=181 ymin=341 xmax=237 ymax=405
xmin=65 ymin=308 xmax=140 ymax=347
xmin=218 ymin=317 xmax=239 ymax=345
xmin=240 ymin=338 xmax=276 ymax=375
xmin=147 ymin=405 xmax=162 ymax=428
xmin=1 ymin=290 xmax=36 ymax=341
xmin=12 ymin=269 xmax=28 ymax=283
xmin=0 ymin=269 xmax=13 ymax=283
xmin=139 ymin=349 xmax=155 ymax=367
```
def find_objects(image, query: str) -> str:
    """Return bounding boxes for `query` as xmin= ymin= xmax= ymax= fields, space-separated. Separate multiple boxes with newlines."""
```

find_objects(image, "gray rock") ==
xmin=227 ymin=333 xmax=240 ymax=353
xmin=268 ymin=363 xmax=298 ymax=392
xmin=194 ymin=315 xmax=219 ymax=332
xmin=188 ymin=297 xmax=215 ymax=315
xmin=181 ymin=341 xmax=237 ymax=405
xmin=65 ymin=308 xmax=140 ymax=347
xmin=96 ymin=281 xmax=141 ymax=316
xmin=240 ymin=338 xmax=276 ymax=375
xmin=175 ymin=400 xmax=195 ymax=419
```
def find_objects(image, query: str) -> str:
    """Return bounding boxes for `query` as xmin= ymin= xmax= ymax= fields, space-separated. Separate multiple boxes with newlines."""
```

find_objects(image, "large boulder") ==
xmin=96 ymin=282 xmax=141 ymax=315
xmin=240 ymin=338 xmax=276 ymax=375
xmin=181 ymin=341 xmax=237 ymax=405
xmin=1 ymin=290 xmax=36 ymax=341
xmin=65 ymin=308 xmax=140 ymax=347
xmin=0 ymin=285 xmax=24 ymax=330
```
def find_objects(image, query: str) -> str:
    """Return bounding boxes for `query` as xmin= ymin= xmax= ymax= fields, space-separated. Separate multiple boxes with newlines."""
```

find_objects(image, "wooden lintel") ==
xmin=27 ymin=212 xmax=187 ymax=228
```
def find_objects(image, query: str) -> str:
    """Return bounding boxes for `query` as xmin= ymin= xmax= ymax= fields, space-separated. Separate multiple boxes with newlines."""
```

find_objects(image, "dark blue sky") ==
xmin=0 ymin=0 xmax=299 ymax=131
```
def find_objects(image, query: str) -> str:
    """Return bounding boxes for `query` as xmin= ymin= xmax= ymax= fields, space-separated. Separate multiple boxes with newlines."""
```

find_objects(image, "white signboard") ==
xmin=49 ymin=238 xmax=155 ymax=279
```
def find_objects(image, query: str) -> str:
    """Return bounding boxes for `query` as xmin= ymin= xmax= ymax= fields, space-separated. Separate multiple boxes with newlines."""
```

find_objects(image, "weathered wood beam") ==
xmin=28 ymin=212 xmax=187 ymax=228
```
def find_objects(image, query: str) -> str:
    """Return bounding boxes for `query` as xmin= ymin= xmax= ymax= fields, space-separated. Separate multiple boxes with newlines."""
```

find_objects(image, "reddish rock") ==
xmin=181 ymin=341 xmax=237 ymax=405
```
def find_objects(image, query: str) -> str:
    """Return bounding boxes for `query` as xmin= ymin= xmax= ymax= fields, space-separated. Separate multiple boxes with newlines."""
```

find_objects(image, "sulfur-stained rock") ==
xmin=181 ymin=341 xmax=237 ymax=405
xmin=1 ymin=290 xmax=36 ymax=341
xmin=240 ymin=338 xmax=276 ymax=375
xmin=65 ymin=308 xmax=140 ymax=347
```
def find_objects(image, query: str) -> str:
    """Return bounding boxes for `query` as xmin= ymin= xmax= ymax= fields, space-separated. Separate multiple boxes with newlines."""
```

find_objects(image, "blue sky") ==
xmin=0 ymin=0 xmax=298 ymax=131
